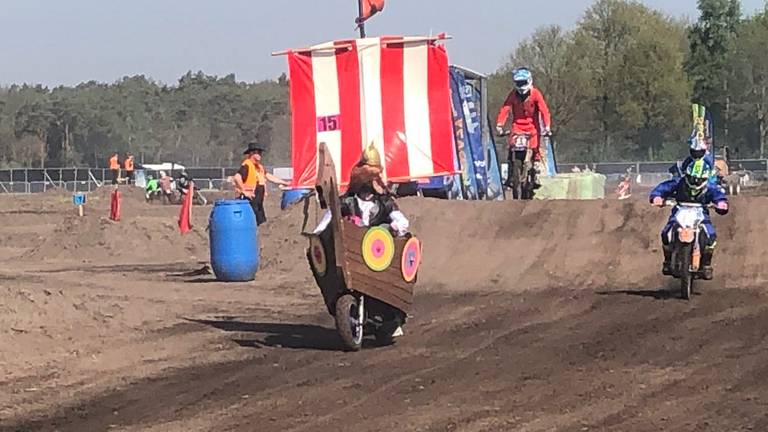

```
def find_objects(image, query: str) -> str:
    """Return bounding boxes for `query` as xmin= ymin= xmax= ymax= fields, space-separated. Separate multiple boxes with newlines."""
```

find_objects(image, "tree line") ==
xmin=488 ymin=0 xmax=768 ymax=163
xmin=0 ymin=0 xmax=766 ymax=168
xmin=0 ymin=72 xmax=291 ymax=168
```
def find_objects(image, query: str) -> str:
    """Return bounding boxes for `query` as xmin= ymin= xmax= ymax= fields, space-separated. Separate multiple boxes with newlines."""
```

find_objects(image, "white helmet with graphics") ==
xmin=513 ymin=67 xmax=533 ymax=94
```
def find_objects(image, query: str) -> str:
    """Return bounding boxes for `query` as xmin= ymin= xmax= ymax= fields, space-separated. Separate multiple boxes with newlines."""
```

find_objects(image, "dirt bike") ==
xmin=499 ymin=130 xmax=538 ymax=200
xmin=662 ymin=200 xmax=712 ymax=300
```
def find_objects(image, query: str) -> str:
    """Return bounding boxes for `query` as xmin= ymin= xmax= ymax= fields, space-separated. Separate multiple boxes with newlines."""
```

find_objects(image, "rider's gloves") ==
xmin=496 ymin=125 xmax=504 ymax=136
xmin=541 ymin=127 xmax=552 ymax=137
xmin=715 ymin=201 xmax=729 ymax=215
xmin=651 ymin=197 xmax=664 ymax=207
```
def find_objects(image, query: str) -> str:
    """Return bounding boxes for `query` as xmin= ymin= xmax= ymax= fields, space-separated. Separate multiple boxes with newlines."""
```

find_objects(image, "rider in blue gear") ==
xmin=650 ymin=159 xmax=729 ymax=280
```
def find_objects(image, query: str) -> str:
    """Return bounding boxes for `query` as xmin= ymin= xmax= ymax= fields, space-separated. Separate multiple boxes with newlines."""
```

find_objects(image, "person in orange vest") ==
xmin=124 ymin=153 xmax=135 ymax=185
xmin=233 ymin=142 xmax=290 ymax=225
xmin=109 ymin=153 xmax=120 ymax=185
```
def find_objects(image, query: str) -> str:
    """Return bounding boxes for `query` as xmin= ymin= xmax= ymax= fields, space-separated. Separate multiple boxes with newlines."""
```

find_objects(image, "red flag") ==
xmin=178 ymin=182 xmax=193 ymax=234
xmin=356 ymin=0 xmax=385 ymax=25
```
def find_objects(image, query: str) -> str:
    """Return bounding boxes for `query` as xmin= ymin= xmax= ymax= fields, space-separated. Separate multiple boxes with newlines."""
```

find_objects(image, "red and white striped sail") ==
xmin=285 ymin=35 xmax=456 ymax=188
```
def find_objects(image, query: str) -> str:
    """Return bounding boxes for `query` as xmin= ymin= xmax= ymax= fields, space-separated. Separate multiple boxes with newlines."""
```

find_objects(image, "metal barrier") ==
xmin=2 ymin=160 xmax=766 ymax=194
xmin=0 ymin=167 xmax=243 ymax=194
xmin=558 ymin=159 xmax=768 ymax=175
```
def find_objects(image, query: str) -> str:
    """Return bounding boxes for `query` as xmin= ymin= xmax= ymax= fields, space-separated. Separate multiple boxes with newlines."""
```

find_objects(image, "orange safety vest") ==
xmin=109 ymin=155 xmax=120 ymax=170
xmin=240 ymin=159 xmax=266 ymax=195
xmin=124 ymin=156 xmax=134 ymax=171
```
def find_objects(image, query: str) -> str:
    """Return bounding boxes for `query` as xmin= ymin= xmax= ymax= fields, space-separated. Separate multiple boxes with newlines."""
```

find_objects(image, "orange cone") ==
xmin=110 ymin=189 xmax=121 ymax=221
xmin=178 ymin=183 xmax=193 ymax=234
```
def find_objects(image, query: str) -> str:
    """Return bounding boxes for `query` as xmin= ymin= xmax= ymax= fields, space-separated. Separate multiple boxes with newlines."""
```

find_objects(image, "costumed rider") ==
xmin=495 ymin=67 xmax=552 ymax=188
xmin=313 ymin=143 xmax=410 ymax=238
xmin=650 ymin=159 xmax=729 ymax=280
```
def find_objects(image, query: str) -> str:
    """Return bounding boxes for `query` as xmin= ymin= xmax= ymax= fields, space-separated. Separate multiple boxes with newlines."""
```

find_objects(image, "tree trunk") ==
xmin=724 ymin=78 xmax=730 ymax=151
xmin=64 ymin=122 xmax=70 ymax=164
xmin=760 ymin=84 xmax=766 ymax=159
xmin=37 ymin=130 xmax=47 ymax=168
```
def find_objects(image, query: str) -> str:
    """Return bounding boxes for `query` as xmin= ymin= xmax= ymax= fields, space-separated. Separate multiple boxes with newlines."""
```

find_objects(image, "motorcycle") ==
xmin=500 ymin=130 xmax=537 ymax=200
xmin=662 ymin=199 xmax=712 ymax=300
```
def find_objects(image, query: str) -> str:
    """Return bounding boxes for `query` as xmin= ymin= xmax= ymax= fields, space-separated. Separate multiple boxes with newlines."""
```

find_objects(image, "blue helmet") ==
xmin=512 ymin=68 xmax=533 ymax=94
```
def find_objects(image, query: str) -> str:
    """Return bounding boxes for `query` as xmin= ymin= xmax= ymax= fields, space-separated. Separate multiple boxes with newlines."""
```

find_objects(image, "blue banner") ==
xmin=485 ymin=123 xmax=505 ymax=200
xmin=449 ymin=68 xmax=478 ymax=199
xmin=462 ymin=77 xmax=487 ymax=197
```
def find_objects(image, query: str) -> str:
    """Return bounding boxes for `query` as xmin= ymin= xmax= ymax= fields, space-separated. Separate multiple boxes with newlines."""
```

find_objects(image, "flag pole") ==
xmin=357 ymin=0 xmax=366 ymax=38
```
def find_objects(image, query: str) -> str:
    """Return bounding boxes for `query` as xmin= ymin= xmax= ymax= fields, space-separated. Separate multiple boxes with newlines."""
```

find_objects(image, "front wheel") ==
xmin=335 ymin=294 xmax=364 ymax=351
xmin=678 ymin=243 xmax=694 ymax=300
xmin=508 ymin=153 xmax=525 ymax=200
xmin=522 ymin=162 xmax=536 ymax=200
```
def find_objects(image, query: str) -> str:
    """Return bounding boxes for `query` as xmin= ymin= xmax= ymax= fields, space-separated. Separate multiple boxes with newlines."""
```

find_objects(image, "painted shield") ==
xmin=401 ymin=236 xmax=422 ymax=282
xmin=361 ymin=226 xmax=395 ymax=272
xmin=309 ymin=236 xmax=327 ymax=276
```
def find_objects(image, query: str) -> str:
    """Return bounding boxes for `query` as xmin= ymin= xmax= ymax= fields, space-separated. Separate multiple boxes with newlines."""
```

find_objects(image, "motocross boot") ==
xmin=700 ymin=247 xmax=714 ymax=280
xmin=662 ymin=244 xmax=674 ymax=276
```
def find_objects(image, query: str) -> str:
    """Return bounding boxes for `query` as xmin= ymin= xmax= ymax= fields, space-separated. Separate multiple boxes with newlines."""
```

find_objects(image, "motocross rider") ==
xmin=495 ymin=67 xmax=552 ymax=187
xmin=650 ymin=159 xmax=729 ymax=280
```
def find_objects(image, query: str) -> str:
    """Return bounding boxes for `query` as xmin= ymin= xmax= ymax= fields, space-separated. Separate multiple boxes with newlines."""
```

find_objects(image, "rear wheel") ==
xmin=679 ymin=243 xmax=694 ymax=300
xmin=335 ymin=294 xmax=364 ymax=351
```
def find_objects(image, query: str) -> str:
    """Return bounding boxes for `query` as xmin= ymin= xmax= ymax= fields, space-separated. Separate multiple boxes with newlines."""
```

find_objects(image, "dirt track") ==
xmin=1 ymin=189 xmax=768 ymax=431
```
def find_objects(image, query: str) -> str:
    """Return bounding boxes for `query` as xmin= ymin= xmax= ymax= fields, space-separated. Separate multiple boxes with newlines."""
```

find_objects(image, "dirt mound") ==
xmin=8 ymin=185 xmax=765 ymax=289
xmin=15 ymin=186 xmax=312 ymax=275
xmin=398 ymin=195 xmax=767 ymax=292
xmin=25 ymin=213 xmax=208 ymax=262
xmin=19 ymin=186 xmax=207 ymax=263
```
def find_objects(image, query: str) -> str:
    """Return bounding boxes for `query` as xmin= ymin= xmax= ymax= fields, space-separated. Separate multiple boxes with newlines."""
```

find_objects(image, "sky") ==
xmin=0 ymin=0 xmax=764 ymax=87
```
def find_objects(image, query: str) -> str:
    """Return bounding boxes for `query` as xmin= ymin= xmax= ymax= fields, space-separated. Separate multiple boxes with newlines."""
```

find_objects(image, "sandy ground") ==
xmin=1 ymin=187 xmax=768 ymax=431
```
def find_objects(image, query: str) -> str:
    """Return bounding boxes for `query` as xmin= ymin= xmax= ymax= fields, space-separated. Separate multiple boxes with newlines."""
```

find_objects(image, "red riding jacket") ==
xmin=496 ymin=88 xmax=552 ymax=153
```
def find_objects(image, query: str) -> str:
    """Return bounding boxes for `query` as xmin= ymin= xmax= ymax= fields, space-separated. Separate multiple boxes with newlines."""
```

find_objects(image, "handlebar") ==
xmin=497 ymin=129 xmax=554 ymax=138
xmin=664 ymin=200 xmax=712 ymax=209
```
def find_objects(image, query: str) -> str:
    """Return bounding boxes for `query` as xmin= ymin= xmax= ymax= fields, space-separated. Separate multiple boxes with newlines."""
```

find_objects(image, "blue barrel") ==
xmin=209 ymin=200 xmax=259 ymax=281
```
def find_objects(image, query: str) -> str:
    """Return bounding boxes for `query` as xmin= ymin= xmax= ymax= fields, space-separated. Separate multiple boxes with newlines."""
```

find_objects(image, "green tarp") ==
xmin=535 ymin=172 xmax=606 ymax=200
